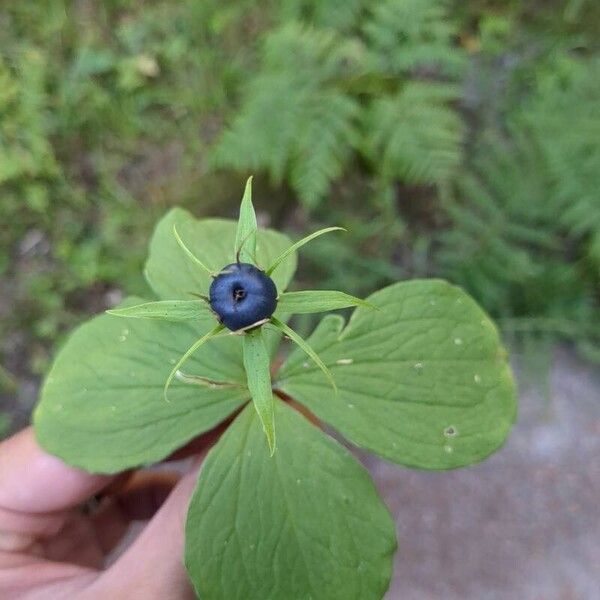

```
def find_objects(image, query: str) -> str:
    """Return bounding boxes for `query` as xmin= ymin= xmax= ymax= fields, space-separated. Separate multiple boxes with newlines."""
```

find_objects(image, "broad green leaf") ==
xmin=271 ymin=316 xmax=337 ymax=393
xmin=276 ymin=290 xmax=374 ymax=314
xmin=185 ymin=400 xmax=396 ymax=600
xmin=34 ymin=297 xmax=249 ymax=473
xmin=266 ymin=226 xmax=345 ymax=276
xmin=164 ymin=323 xmax=226 ymax=402
xmin=235 ymin=176 xmax=258 ymax=264
xmin=145 ymin=209 xmax=296 ymax=301
xmin=107 ymin=300 xmax=211 ymax=322
xmin=242 ymin=329 xmax=276 ymax=454
xmin=277 ymin=280 xmax=517 ymax=470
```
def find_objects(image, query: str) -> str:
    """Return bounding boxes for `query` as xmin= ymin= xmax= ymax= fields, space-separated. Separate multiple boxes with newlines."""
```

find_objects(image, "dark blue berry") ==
xmin=209 ymin=263 xmax=278 ymax=331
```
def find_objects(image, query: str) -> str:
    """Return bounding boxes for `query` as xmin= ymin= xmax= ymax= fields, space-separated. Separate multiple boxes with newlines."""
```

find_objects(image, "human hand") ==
xmin=0 ymin=427 xmax=213 ymax=599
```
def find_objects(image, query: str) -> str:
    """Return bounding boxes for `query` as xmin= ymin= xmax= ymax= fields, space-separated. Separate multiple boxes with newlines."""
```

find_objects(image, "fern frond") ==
xmin=289 ymin=92 xmax=359 ymax=207
xmin=363 ymin=82 xmax=463 ymax=184
xmin=436 ymin=126 xmax=599 ymax=358
xmin=363 ymin=0 xmax=466 ymax=78
xmin=211 ymin=24 xmax=360 ymax=207
xmin=212 ymin=0 xmax=466 ymax=204
xmin=516 ymin=56 xmax=600 ymax=239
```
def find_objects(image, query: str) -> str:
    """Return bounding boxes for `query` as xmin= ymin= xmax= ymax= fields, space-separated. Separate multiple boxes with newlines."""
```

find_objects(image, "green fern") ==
xmin=438 ymin=132 xmax=555 ymax=307
xmin=363 ymin=0 xmax=465 ymax=78
xmin=364 ymin=82 xmax=463 ymax=184
xmin=212 ymin=0 xmax=465 ymax=207
xmin=211 ymin=24 xmax=361 ymax=208
xmin=436 ymin=127 xmax=599 ymax=358
xmin=434 ymin=46 xmax=600 ymax=360
xmin=517 ymin=56 xmax=600 ymax=239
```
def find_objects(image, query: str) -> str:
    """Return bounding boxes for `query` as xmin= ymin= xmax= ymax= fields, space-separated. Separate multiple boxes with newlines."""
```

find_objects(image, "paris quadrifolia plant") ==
xmin=34 ymin=178 xmax=517 ymax=600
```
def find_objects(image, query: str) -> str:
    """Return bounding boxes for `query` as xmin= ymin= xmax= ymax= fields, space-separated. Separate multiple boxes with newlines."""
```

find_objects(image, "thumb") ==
xmin=90 ymin=464 xmax=201 ymax=600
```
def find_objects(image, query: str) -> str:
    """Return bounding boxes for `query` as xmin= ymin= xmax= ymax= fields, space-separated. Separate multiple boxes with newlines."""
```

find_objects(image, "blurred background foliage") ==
xmin=1 ymin=0 xmax=599 ymax=430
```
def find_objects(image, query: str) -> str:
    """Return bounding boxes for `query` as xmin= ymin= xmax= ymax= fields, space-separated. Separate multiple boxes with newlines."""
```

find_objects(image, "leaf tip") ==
xmin=268 ymin=436 xmax=277 ymax=456
xmin=331 ymin=375 xmax=338 ymax=395
xmin=241 ymin=176 xmax=254 ymax=207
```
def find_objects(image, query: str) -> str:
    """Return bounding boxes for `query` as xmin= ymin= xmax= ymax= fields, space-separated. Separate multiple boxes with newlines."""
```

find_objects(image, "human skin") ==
xmin=0 ymin=428 xmax=215 ymax=600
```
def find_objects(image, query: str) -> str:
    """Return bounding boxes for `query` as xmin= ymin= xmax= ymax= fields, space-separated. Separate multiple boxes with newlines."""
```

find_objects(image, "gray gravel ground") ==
xmin=364 ymin=347 xmax=600 ymax=600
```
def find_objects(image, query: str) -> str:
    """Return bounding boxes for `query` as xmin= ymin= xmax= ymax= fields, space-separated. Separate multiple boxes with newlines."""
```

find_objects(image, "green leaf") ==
xmin=34 ymin=298 xmax=249 ymax=473
xmin=270 ymin=316 xmax=337 ymax=393
xmin=242 ymin=329 xmax=276 ymax=455
xmin=164 ymin=323 xmax=225 ymax=402
xmin=185 ymin=400 xmax=396 ymax=600
xmin=266 ymin=226 xmax=345 ymax=276
xmin=145 ymin=208 xmax=296 ymax=301
xmin=277 ymin=280 xmax=516 ymax=470
xmin=106 ymin=300 xmax=211 ymax=322
xmin=235 ymin=176 xmax=258 ymax=264
xmin=276 ymin=290 xmax=375 ymax=314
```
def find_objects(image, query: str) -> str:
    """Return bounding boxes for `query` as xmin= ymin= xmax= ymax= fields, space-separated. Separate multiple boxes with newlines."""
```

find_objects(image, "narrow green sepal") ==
xmin=266 ymin=227 xmax=345 ymax=276
xmin=242 ymin=328 xmax=276 ymax=455
xmin=173 ymin=225 xmax=215 ymax=276
xmin=107 ymin=300 xmax=212 ymax=322
xmin=164 ymin=323 xmax=225 ymax=402
xmin=235 ymin=176 xmax=258 ymax=264
xmin=276 ymin=290 xmax=376 ymax=314
xmin=270 ymin=316 xmax=337 ymax=393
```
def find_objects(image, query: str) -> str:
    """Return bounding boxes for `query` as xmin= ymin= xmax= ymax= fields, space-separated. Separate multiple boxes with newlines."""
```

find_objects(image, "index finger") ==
xmin=0 ymin=427 xmax=113 ymax=515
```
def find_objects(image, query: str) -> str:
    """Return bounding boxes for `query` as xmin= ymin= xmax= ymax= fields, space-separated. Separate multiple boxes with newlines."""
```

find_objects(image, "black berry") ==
xmin=209 ymin=263 xmax=278 ymax=331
